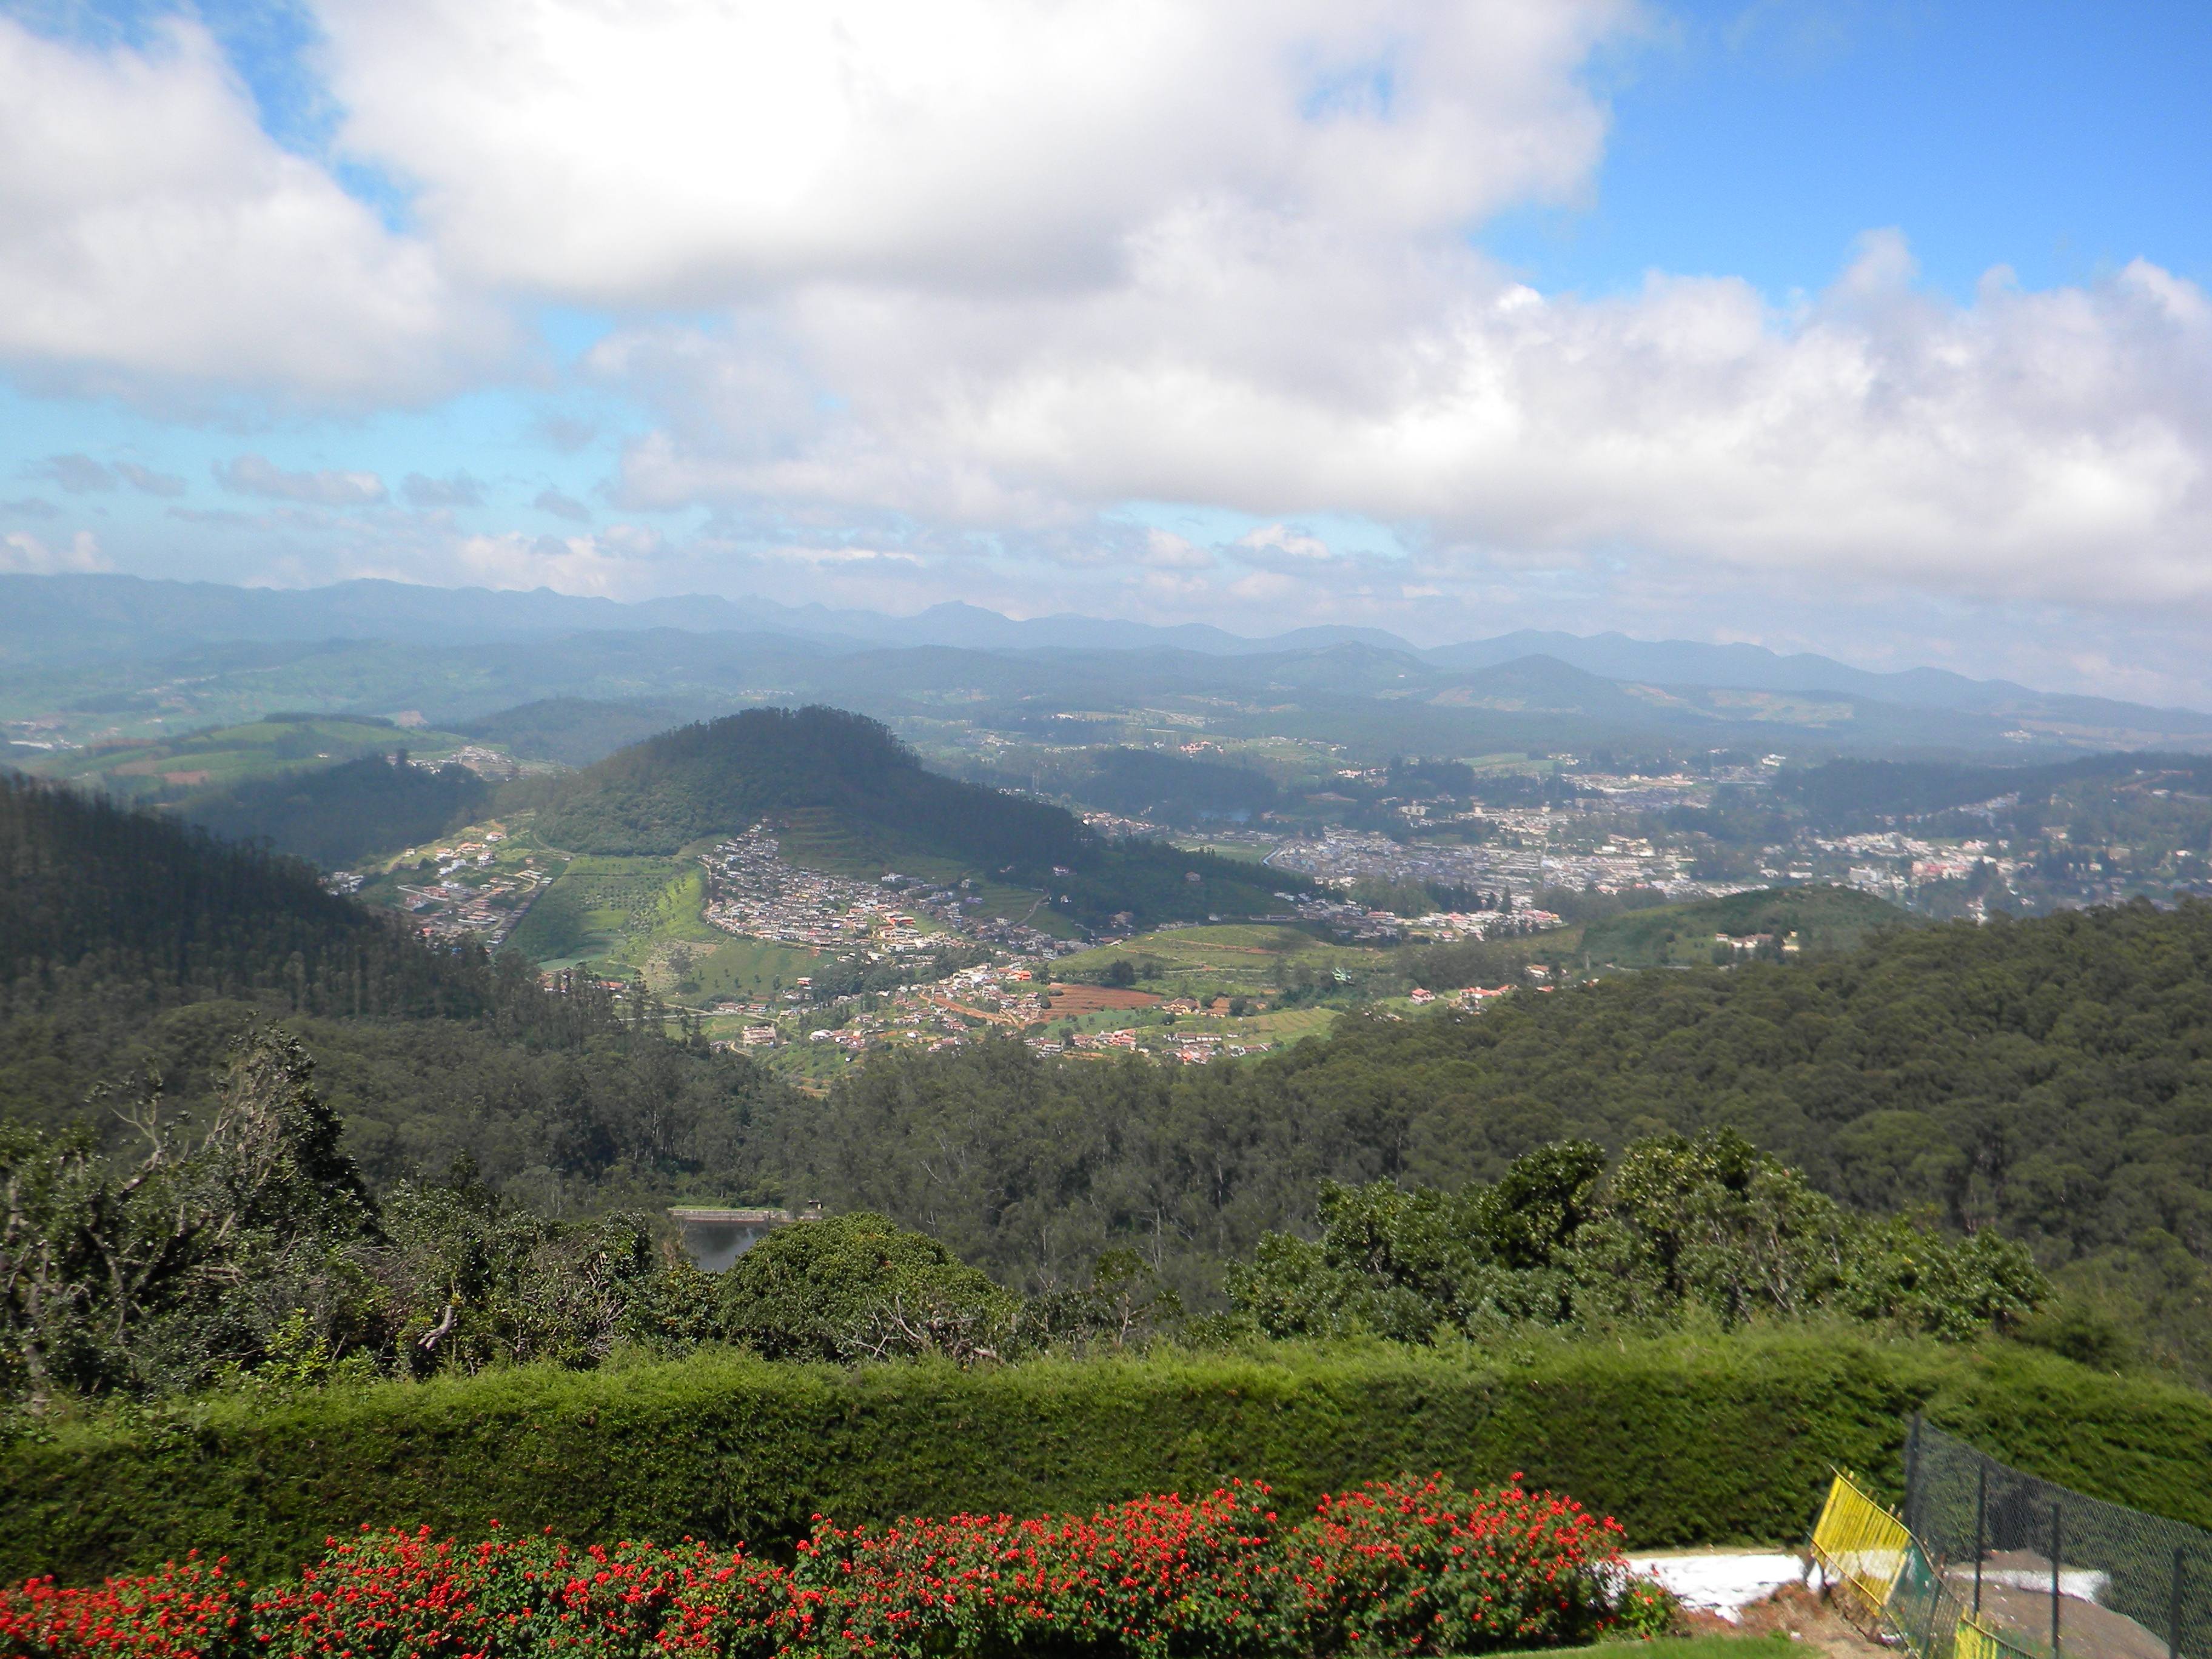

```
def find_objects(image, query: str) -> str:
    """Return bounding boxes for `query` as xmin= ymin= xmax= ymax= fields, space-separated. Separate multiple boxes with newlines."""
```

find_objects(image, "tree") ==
xmin=716 ymin=1210 xmax=1015 ymax=1363
xmin=1225 ymin=1133 xmax=2046 ymax=1345
xmin=0 ymin=1028 xmax=379 ymax=1409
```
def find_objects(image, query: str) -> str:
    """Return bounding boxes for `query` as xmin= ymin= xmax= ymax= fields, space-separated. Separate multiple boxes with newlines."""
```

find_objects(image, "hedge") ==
xmin=5 ymin=1331 xmax=2208 ymax=1586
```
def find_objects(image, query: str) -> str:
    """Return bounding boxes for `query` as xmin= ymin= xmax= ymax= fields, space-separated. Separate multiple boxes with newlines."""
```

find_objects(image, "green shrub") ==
xmin=5 ymin=1330 xmax=2209 ymax=1587
xmin=716 ymin=1210 xmax=1016 ymax=1361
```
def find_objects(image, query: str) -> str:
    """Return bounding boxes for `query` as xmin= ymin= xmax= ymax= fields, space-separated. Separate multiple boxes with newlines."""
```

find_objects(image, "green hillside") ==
xmin=531 ymin=705 xmax=1307 ymax=927
xmin=0 ymin=775 xmax=794 ymax=1198
xmin=1580 ymin=883 xmax=1920 ymax=967
xmin=176 ymin=751 xmax=490 ymax=868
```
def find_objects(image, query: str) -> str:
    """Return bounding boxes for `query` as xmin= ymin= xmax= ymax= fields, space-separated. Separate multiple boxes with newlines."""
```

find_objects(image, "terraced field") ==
xmin=506 ymin=854 xmax=708 ymax=964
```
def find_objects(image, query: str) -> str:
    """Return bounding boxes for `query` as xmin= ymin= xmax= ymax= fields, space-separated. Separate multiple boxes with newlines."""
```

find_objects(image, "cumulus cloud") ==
xmin=216 ymin=454 xmax=386 ymax=505
xmin=1237 ymin=524 xmax=1336 ymax=562
xmin=0 ymin=13 xmax=510 ymax=403
xmin=114 ymin=461 xmax=186 ymax=496
xmin=321 ymin=0 xmax=1626 ymax=305
xmin=600 ymin=227 xmax=2212 ymax=614
xmin=1 ymin=529 xmax=109 ymax=572
xmin=10 ymin=0 xmax=2212 ymax=672
xmin=403 ymin=471 xmax=483 ymax=508
xmin=451 ymin=527 xmax=665 ymax=594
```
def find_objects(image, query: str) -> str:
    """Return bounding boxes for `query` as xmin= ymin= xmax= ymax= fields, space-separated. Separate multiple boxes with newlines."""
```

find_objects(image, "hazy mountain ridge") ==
xmin=7 ymin=574 xmax=2211 ymax=759
xmin=7 ymin=572 xmax=2201 ymax=718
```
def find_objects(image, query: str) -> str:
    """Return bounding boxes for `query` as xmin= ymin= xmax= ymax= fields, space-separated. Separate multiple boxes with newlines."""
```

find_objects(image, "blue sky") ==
xmin=1492 ymin=1 xmax=2212 ymax=301
xmin=3 ymin=0 xmax=2210 ymax=703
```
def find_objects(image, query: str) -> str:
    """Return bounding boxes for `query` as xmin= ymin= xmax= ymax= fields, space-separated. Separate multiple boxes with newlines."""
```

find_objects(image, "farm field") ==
xmin=19 ymin=714 xmax=484 ymax=799
xmin=686 ymin=934 xmax=838 ymax=1002
xmin=1170 ymin=838 xmax=1273 ymax=863
xmin=1058 ymin=922 xmax=1384 ymax=996
xmin=1043 ymin=983 xmax=1164 ymax=1014
xmin=504 ymin=853 xmax=705 ymax=964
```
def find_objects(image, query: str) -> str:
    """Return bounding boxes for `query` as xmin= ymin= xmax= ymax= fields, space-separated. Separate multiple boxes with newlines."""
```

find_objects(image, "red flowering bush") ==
xmin=789 ymin=1484 xmax=1284 ymax=1658
xmin=0 ymin=1479 xmax=1668 ymax=1659
xmin=1275 ymin=1476 xmax=1629 ymax=1656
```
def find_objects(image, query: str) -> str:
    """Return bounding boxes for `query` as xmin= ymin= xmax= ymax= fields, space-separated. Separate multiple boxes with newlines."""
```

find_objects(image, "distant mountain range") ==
xmin=4 ymin=573 xmax=2210 ymax=758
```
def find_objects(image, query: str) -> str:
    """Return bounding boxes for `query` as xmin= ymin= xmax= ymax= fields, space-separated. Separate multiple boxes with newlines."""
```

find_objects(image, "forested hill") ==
xmin=0 ymin=776 xmax=796 ymax=1205
xmin=0 ymin=775 xmax=487 ymax=1021
xmin=532 ymin=705 xmax=1090 ymax=866
xmin=527 ymin=703 xmax=1307 ymax=923
xmin=766 ymin=898 xmax=2212 ymax=1378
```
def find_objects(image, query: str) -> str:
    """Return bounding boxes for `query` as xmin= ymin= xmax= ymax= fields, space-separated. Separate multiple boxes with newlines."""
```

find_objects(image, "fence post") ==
xmin=1975 ymin=1465 xmax=1988 ymax=1615
xmin=2053 ymin=1503 xmax=2064 ymax=1659
xmin=1908 ymin=1414 xmax=1925 ymax=1523
xmin=2173 ymin=1546 xmax=2185 ymax=1659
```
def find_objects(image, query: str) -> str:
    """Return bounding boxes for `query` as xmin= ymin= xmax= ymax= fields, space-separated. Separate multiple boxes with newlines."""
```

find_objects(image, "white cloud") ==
xmin=322 ymin=0 xmax=1629 ymax=306
xmin=216 ymin=454 xmax=387 ymax=505
xmin=1236 ymin=523 xmax=1336 ymax=561
xmin=447 ymin=526 xmax=673 ymax=595
xmin=1138 ymin=529 xmax=1212 ymax=569
xmin=0 ymin=14 xmax=510 ymax=403
xmin=600 ymin=227 xmax=2212 ymax=614
xmin=1 ymin=529 xmax=109 ymax=573
xmin=8 ymin=0 xmax=2212 ymax=680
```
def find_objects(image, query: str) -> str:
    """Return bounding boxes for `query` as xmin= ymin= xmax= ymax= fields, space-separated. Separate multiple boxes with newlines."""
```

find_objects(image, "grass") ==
xmin=1171 ymin=839 xmax=1273 ymax=864
xmin=1530 ymin=1639 xmax=1794 ymax=1659
xmin=505 ymin=853 xmax=692 ymax=962
xmin=1056 ymin=923 xmax=1386 ymax=996
xmin=683 ymin=934 xmax=837 ymax=1001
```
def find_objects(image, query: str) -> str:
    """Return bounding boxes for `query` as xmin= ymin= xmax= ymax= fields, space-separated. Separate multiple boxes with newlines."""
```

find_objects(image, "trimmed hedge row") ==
xmin=6 ymin=1332 xmax=2209 ymax=1586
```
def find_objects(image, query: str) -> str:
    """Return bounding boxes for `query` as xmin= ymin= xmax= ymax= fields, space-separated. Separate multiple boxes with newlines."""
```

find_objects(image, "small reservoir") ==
xmin=667 ymin=1207 xmax=796 ymax=1272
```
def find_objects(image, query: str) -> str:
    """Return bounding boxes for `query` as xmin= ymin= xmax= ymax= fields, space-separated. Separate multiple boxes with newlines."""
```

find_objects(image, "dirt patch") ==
xmin=1046 ymin=984 xmax=1164 ymax=1013
xmin=1682 ymin=1582 xmax=1891 ymax=1659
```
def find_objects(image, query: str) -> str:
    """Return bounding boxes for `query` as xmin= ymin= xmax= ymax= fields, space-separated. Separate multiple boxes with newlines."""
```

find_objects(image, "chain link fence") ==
xmin=1897 ymin=1418 xmax=2209 ymax=1659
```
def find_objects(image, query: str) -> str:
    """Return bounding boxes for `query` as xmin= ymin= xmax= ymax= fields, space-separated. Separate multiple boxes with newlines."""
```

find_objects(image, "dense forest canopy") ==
xmin=179 ymin=752 xmax=489 ymax=869
xmin=0 ymin=774 xmax=488 ymax=1022
xmin=0 ymin=776 xmax=795 ymax=1210
xmin=0 ymin=1030 xmax=2046 ymax=1409
xmin=759 ymin=899 xmax=2212 ymax=1378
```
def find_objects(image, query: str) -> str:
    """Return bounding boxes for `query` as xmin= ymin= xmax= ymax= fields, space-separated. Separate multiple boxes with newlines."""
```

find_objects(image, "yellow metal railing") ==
xmin=1811 ymin=1470 xmax=1916 ymax=1611
xmin=1954 ymin=1611 xmax=2040 ymax=1659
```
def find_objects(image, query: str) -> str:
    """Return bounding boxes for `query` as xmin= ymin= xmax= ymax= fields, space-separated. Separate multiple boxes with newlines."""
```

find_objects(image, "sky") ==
xmin=3 ymin=0 xmax=2211 ymax=704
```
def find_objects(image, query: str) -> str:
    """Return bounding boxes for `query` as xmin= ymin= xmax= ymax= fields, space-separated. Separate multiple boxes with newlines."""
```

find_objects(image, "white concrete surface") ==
xmin=1628 ymin=1553 xmax=1810 ymax=1622
xmin=1970 ymin=1566 xmax=2111 ymax=1603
